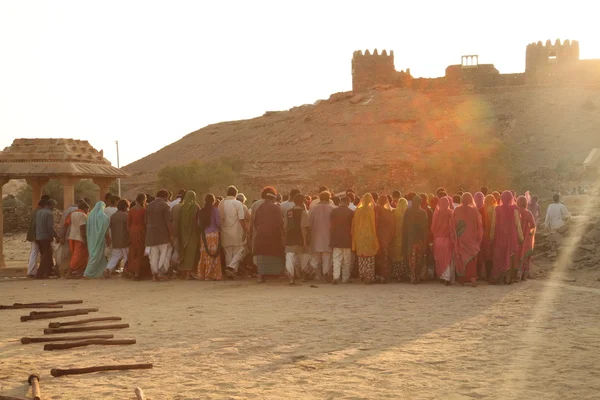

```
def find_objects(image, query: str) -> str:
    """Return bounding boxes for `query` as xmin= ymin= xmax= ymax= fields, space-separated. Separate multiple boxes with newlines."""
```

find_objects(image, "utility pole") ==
xmin=116 ymin=140 xmax=121 ymax=197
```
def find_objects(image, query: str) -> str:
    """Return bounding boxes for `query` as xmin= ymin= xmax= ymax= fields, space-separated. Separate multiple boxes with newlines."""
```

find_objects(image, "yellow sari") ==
xmin=352 ymin=194 xmax=379 ymax=257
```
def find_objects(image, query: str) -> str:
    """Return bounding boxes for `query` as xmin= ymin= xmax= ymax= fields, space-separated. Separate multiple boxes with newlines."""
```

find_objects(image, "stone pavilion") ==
xmin=0 ymin=138 xmax=128 ymax=267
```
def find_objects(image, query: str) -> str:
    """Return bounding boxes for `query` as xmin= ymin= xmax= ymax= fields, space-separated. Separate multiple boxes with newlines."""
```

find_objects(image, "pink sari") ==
xmin=491 ymin=191 xmax=519 ymax=281
xmin=452 ymin=193 xmax=483 ymax=280
xmin=431 ymin=197 xmax=454 ymax=279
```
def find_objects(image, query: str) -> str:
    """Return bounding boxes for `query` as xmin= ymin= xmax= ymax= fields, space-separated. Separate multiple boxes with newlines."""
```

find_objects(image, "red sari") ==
xmin=127 ymin=206 xmax=151 ymax=277
xmin=491 ymin=191 xmax=520 ymax=283
xmin=452 ymin=193 xmax=483 ymax=284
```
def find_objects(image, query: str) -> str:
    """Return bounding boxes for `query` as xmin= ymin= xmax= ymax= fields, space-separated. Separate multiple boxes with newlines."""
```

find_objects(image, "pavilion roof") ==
xmin=0 ymin=138 xmax=128 ymax=179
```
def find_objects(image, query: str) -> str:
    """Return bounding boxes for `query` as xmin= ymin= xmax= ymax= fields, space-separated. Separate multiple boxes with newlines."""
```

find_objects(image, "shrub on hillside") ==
xmin=157 ymin=158 xmax=246 ymax=197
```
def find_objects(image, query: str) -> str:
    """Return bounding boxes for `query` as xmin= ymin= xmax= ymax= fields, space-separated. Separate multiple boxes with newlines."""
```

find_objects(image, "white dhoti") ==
xmin=27 ymin=241 xmax=40 ymax=276
xmin=149 ymin=243 xmax=172 ymax=275
xmin=224 ymin=245 xmax=246 ymax=272
xmin=286 ymin=253 xmax=311 ymax=278
xmin=332 ymin=248 xmax=352 ymax=283
xmin=310 ymin=252 xmax=332 ymax=277
xmin=106 ymin=248 xmax=129 ymax=271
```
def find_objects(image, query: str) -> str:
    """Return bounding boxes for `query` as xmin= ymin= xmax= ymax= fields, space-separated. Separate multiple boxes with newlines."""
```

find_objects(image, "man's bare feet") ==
xmin=332 ymin=279 xmax=338 ymax=285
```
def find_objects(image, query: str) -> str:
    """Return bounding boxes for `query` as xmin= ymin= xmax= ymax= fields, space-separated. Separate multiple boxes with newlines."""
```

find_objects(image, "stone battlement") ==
xmin=352 ymin=49 xmax=395 ymax=58
xmin=352 ymin=49 xmax=408 ymax=93
xmin=351 ymin=38 xmax=599 ymax=92
xmin=526 ymin=39 xmax=578 ymax=48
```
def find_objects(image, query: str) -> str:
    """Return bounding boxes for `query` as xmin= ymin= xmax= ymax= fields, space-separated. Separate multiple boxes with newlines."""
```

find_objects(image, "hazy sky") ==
xmin=1 ymin=1 xmax=598 ymax=167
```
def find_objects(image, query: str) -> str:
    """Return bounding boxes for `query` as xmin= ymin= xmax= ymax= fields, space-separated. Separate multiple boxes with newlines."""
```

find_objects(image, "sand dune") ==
xmin=1 ymin=278 xmax=599 ymax=399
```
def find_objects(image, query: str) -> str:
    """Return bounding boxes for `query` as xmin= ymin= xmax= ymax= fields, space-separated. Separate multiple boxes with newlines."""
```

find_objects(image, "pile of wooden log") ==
xmin=0 ymin=299 xmax=153 ymax=399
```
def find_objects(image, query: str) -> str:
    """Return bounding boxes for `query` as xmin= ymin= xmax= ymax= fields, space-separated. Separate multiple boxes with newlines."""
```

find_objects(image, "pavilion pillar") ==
xmin=0 ymin=177 xmax=7 ymax=268
xmin=26 ymin=177 xmax=49 ymax=209
xmin=94 ymin=178 xmax=114 ymax=203
xmin=60 ymin=177 xmax=78 ymax=211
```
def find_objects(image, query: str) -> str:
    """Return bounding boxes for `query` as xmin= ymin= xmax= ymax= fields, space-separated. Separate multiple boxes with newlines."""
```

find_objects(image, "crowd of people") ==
xmin=24 ymin=184 xmax=571 ymax=286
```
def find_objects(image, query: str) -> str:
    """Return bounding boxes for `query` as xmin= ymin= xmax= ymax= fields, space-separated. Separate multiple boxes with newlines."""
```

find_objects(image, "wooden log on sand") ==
xmin=44 ymin=339 xmax=136 ymax=351
xmin=16 ymin=300 xmax=83 ymax=306
xmin=27 ymin=374 xmax=41 ymax=400
xmin=1 ymin=304 xmax=63 ymax=310
xmin=48 ymin=317 xmax=121 ymax=328
xmin=21 ymin=309 xmax=98 ymax=322
xmin=1 ymin=300 xmax=82 ymax=310
xmin=51 ymin=363 xmax=153 ymax=377
xmin=44 ymin=323 xmax=129 ymax=334
xmin=134 ymin=387 xmax=146 ymax=400
xmin=21 ymin=334 xmax=114 ymax=344
xmin=29 ymin=308 xmax=97 ymax=316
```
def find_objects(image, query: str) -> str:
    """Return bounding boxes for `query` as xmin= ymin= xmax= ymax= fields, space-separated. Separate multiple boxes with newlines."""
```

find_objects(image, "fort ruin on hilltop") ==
xmin=351 ymin=39 xmax=600 ymax=92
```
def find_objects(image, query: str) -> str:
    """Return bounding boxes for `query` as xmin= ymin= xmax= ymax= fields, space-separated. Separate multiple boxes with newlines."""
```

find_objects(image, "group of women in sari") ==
xmin=431 ymin=190 xmax=536 ymax=286
xmin=351 ymin=189 xmax=536 ymax=286
xmin=352 ymin=193 xmax=433 ymax=284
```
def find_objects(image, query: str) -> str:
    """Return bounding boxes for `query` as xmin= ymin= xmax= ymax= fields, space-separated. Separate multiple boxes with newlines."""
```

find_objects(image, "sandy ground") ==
xmin=1 ymin=277 xmax=600 ymax=400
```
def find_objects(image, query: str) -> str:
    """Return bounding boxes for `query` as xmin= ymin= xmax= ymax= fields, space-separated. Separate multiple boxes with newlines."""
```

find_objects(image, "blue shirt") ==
xmin=35 ymin=208 xmax=56 ymax=241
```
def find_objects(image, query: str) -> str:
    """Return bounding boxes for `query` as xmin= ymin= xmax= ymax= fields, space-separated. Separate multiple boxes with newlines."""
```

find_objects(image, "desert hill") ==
xmin=123 ymin=86 xmax=600 ymax=197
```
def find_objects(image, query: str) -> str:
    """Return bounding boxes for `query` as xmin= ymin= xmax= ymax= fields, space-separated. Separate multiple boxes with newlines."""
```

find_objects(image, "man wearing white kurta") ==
xmin=219 ymin=186 xmax=247 ymax=274
xmin=545 ymin=194 xmax=571 ymax=230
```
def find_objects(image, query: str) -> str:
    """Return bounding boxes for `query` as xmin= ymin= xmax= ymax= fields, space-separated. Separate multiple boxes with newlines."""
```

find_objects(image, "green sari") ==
xmin=83 ymin=201 xmax=110 ymax=278
xmin=178 ymin=191 xmax=200 ymax=271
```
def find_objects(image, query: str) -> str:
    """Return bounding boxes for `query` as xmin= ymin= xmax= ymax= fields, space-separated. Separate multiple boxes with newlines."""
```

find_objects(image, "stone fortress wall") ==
xmin=352 ymin=39 xmax=600 ymax=92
